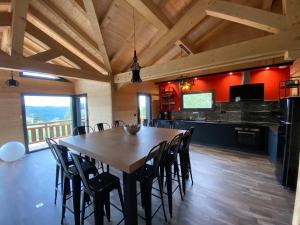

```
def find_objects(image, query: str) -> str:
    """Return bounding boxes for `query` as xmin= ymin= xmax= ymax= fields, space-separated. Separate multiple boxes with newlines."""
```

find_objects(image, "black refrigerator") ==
xmin=276 ymin=97 xmax=300 ymax=189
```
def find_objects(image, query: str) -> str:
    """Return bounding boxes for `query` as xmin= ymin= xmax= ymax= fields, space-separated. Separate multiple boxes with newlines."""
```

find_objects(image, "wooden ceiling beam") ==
xmin=11 ymin=0 xmax=30 ymax=56
xmin=114 ymin=27 xmax=300 ymax=83
xmin=283 ymin=0 xmax=300 ymax=28
xmin=1 ymin=28 xmax=11 ymax=54
xmin=25 ymin=22 xmax=102 ymax=75
xmin=83 ymin=0 xmax=112 ymax=73
xmin=124 ymin=0 xmax=197 ymax=58
xmin=0 ymin=50 xmax=110 ymax=82
xmin=262 ymin=0 xmax=273 ymax=10
xmin=27 ymin=7 xmax=107 ymax=74
xmin=27 ymin=49 xmax=61 ymax=62
xmin=0 ymin=12 xmax=11 ymax=27
xmin=36 ymin=0 xmax=108 ymax=71
xmin=206 ymin=0 xmax=286 ymax=34
xmin=136 ymin=0 xmax=212 ymax=67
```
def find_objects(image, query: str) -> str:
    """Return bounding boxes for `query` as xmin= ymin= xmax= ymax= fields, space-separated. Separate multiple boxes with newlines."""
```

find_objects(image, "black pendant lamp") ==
xmin=130 ymin=8 xmax=142 ymax=83
xmin=5 ymin=71 xmax=19 ymax=87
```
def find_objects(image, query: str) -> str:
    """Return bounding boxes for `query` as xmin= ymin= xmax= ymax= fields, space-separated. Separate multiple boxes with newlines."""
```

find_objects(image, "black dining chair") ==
xmin=149 ymin=119 xmax=158 ymax=127
xmin=113 ymin=120 xmax=125 ymax=127
xmin=70 ymin=153 xmax=125 ymax=225
xmin=142 ymin=119 xmax=149 ymax=126
xmin=160 ymin=133 xmax=184 ymax=217
xmin=178 ymin=127 xmax=194 ymax=195
xmin=46 ymin=138 xmax=72 ymax=205
xmin=52 ymin=143 xmax=96 ymax=225
xmin=94 ymin=122 xmax=111 ymax=172
xmin=135 ymin=141 xmax=168 ymax=225
xmin=95 ymin=123 xmax=111 ymax=131
xmin=73 ymin=126 xmax=94 ymax=136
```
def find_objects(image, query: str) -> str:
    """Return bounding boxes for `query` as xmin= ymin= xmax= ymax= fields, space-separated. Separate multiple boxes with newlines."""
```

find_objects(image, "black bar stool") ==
xmin=178 ymin=127 xmax=194 ymax=195
xmin=160 ymin=133 xmax=184 ymax=217
xmin=52 ymin=143 xmax=96 ymax=225
xmin=136 ymin=141 xmax=168 ymax=225
xmin=142 ymin=119 xmax=149 ymax=126
xmin=113 ymin=120 xmax=125 ymax=127
xmin=70 ymin=153 xmax=125 ymax=225
xmin=95 ymin=123 xmax=111 ymax=131
xmin=46 ymin=138 xmax=66 ymax=205
xmin=73 ymin=126 xmax=94 ymax=136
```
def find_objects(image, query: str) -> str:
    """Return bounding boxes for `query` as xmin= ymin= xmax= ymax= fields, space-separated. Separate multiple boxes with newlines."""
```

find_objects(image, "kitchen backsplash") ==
xmin=171 ymin=101 xmax=280 ymax=123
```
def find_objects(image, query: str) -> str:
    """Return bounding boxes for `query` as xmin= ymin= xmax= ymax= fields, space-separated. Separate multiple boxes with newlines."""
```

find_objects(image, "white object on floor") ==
xmin=0 ymin=141 xmax=25 ymax=162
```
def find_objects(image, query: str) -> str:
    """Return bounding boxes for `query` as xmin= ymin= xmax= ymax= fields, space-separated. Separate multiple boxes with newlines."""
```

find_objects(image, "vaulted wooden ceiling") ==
xmin=0 ymin=0 xmax=299 ymax=83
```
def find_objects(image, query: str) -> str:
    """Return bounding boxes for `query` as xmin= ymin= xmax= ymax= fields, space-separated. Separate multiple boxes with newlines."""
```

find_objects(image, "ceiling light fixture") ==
xmin=5 ymin=71 xmax=19 ymax=87
xmin=130 ymin=8 xmax=142 ymax=83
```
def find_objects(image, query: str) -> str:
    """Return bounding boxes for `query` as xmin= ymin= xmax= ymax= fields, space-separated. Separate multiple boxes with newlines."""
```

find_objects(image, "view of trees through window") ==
xmin=139 ymin=95 xmax=146 ymax=121
xmin=183 ymin=92 xmax=213 ymax=109
xmin=24 ymin=96 xmax=72 ymax=125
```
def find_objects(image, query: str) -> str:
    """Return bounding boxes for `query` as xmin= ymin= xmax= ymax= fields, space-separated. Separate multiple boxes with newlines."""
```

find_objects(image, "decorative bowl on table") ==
xmin=123 ymin=124 xmax=141 ymax=135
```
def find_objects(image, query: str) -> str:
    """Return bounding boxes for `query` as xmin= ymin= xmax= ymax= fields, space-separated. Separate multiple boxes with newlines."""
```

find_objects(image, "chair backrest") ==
xmin=142 ymin=119 xmax=148 ymax=126
xmin=189 ymin=127 xmax=194 ymax=136
xmin=73 ymin=126 xmax=94 ymax=136
xmin=113 ymin=120 xmax=125 ymax=127
xmin=149 ymin=119 xmax=158 ymax=127
xmin=182 ymin=130 xmax=192 ymax=155
xmin=165 ymin=133 xmax=183 ymax=163
xmin=46 ymin=138 xmax=60 ymax=165
xmin=139 ymin=141 xmax=167 ymax=180
xmin=95 ymin=123 xmax=111 ymax=131
xmin=52 ymin=144 xmax=70 ymax=174
xmin=70 ymin=153 xmax=92 ymax=193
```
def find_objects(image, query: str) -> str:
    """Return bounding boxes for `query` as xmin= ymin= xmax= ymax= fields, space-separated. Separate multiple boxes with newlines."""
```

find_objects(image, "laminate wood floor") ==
xmin=0 ymin=145 xmax=294 ymax=225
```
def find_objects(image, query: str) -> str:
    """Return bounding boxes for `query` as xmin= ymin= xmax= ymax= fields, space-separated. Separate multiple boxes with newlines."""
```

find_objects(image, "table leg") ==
xmin=123 ymin=172 xmax=138 ymax=225
xmin=72 ymin=175 xmax=81 ymax=225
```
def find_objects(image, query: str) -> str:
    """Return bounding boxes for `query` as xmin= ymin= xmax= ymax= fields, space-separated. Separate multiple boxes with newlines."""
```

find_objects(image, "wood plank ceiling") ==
xmin=0 ymin=0 xmax=299 ymax=82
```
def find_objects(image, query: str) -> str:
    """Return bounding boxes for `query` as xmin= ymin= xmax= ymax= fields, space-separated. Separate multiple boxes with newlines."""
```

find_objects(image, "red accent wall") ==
xmin=250 ymin=67 xmax=290 ymax=100
xmin=159 ymin=66 xmax=290 ymax=112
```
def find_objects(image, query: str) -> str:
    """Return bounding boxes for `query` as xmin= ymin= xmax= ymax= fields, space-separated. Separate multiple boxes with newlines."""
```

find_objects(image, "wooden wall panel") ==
xmin=112 ymin=81 xmax=159 ymax=123
xmin=0 ymin=69 xmax=74 ymax=146
xmin=74 ymin=80 xmax=112 ymax=128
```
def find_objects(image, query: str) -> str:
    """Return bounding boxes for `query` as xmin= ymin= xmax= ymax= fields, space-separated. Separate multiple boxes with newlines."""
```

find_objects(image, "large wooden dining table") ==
xmin=59 ymin=126 xmax=185 ymax=225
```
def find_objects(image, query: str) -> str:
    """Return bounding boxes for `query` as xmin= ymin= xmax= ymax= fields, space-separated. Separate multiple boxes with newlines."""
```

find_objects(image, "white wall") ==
xmin=75 ymin=80 xmax=112 ymax=128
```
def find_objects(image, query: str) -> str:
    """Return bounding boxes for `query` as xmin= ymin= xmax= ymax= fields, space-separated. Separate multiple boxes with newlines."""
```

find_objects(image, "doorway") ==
xmin=73 ymin=94 xmax=89 ymax=128
xmin=22 ymin=94 xmax=89 ymax=153
xmin=137 ymin=93 xmax=151 ymax=125
xmin=22 ymin=94 xmax=73 ymax=152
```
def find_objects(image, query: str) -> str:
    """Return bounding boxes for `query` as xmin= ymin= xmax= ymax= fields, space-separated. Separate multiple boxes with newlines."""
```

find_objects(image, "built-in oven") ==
xmin=235 ymin=126 xmax=264 ymax=152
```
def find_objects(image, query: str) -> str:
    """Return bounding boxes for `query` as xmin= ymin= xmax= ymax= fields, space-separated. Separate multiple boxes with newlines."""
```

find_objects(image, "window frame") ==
xmin=19 ymin=71 xmax=69 ymax=82
xmin=181 ymin=90 xmax=215 ymax=111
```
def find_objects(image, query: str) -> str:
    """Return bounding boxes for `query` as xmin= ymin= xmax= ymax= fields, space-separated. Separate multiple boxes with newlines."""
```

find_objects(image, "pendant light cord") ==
xmin=133 ymin=8 xmax=136 ymax=52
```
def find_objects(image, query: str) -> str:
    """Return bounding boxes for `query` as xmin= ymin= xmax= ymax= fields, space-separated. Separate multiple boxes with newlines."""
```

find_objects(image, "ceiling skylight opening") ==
xmin=22 ymin=71 xmax=59 ymax=80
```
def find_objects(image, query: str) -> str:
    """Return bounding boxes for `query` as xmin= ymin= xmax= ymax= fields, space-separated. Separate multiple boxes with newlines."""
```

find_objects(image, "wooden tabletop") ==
xmin=59 ymin=127 xmax=185 ymax=173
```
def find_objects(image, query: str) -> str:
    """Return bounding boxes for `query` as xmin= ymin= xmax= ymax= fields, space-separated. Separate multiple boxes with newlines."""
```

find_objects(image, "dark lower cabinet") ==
xmin=159 ymin=120 xmax=269 ymax=154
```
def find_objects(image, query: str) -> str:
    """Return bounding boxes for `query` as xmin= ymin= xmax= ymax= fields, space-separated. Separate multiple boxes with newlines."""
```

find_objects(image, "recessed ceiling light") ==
xmin=278 ymin=65 xmax=287 ymax=69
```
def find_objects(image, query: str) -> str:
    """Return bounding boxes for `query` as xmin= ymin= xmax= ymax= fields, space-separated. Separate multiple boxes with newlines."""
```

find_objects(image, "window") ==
xmin=21 ymin=71 xmax=60 ymax=80
xmin=182 ymin=92 xmax=213 ymax=109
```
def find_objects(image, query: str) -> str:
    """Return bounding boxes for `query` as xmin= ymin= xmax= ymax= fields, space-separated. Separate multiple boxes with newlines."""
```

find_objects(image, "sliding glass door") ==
xmin=22 ymin=94 xmax=73 ymax=152
xmin=73 ymin=94 xmax=89 ymax=128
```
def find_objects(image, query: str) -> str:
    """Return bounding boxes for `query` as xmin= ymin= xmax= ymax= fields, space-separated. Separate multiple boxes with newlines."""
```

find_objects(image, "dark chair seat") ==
xmin=136 ymin=164 xmax=156 ymax=181
xmin=135 ymin=141 xmax=168 ymax=225
xmin=68 ymin=161 xmax=96 ymax=176
xmin=88 ymin=172 xmax=120 ymax=193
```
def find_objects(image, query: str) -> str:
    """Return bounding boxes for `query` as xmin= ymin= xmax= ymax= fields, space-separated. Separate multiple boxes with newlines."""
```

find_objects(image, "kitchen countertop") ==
xmin=157 ymin=119 xmax=279 ymax=127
